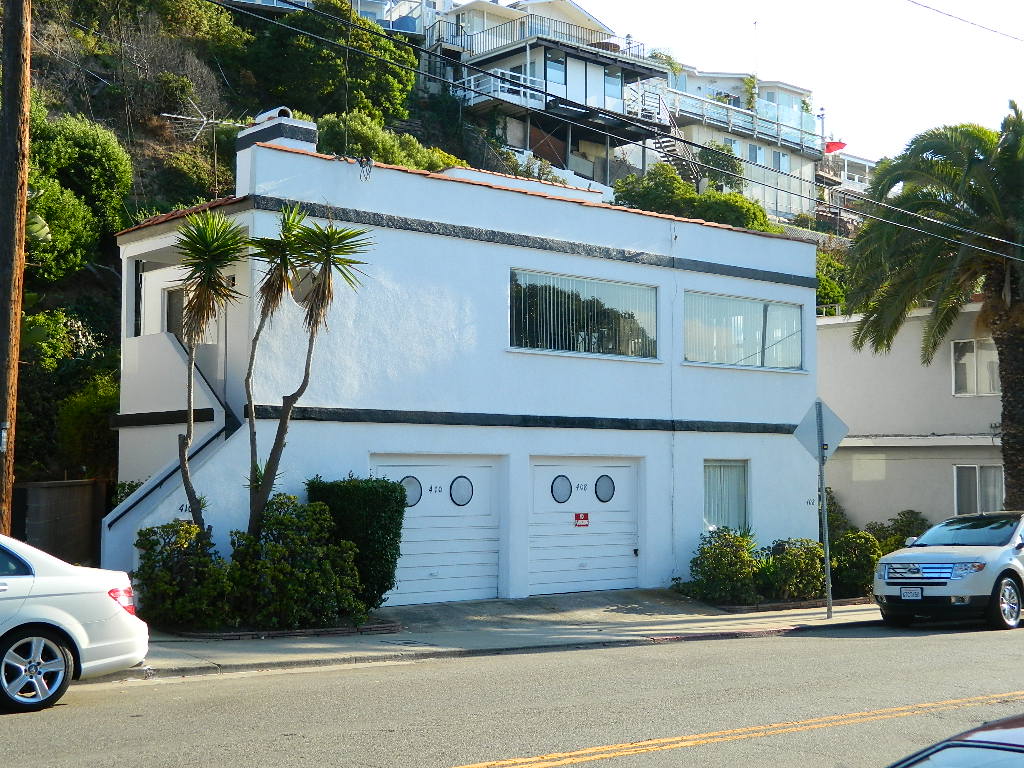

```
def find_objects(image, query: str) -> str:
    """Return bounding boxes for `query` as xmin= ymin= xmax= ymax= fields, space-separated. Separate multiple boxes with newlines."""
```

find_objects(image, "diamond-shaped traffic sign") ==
xmin=794 ymin=399 xmax=848 ymax=463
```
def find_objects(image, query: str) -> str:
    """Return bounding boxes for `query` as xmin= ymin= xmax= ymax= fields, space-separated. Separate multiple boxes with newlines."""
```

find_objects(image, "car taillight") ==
xmin=109 ymin=587 xmax=136 ymax=615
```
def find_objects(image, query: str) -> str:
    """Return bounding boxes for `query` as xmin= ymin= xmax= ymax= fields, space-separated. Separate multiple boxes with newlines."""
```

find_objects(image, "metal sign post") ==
xmin=816 ymin=401 xmax=833 ymax=619
xmin=795 ymin=399 xmax=848 ymax=621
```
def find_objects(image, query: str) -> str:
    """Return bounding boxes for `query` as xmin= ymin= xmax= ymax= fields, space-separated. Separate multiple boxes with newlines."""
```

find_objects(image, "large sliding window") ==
xmin=510 ymin=269 xmax=657 ymax=359
xmin=684 ymin=291 xmax=802 ymax=369
xmin=952 ymin=339 xmax=1000 ymax=395
xmin=546 ymin=49 xmax=566 ymax=85
xmin=704 ymin=460 xmax=748 ymax=530
xmin=955 ymin=465 xmax=1004 ymax=515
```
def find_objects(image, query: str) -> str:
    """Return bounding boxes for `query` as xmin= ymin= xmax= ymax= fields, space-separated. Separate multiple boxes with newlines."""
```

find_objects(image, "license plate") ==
xmin=901 ymin=587 xmax=922 ymax=600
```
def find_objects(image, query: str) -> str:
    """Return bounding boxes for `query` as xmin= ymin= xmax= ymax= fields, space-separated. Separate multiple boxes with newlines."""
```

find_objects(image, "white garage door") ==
xmin=372 ymin=457 xmax=499 ymax=606
xmin=529 ymin=461 xmax=639 ymax=595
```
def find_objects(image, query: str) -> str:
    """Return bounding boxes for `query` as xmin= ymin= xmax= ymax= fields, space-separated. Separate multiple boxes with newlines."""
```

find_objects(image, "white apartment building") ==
xmin=104 ymin=110 xmax=820 ymax=606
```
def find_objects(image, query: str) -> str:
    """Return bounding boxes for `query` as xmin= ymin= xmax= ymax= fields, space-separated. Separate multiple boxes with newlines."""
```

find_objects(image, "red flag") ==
xmin=824 ymin=141 xmax=847 ymax=154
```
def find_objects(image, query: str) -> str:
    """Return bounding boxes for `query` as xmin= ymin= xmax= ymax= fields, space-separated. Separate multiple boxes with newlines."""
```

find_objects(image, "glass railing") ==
xmin=663 ymin=88 xmax=822 ymax=153
xmin=465 ymin=15 xmax=647 ymax=62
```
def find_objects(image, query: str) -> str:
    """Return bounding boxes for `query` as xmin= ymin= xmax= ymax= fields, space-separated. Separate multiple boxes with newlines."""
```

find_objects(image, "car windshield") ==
xmin=912 ymin=515 xmax=1022 ymax=547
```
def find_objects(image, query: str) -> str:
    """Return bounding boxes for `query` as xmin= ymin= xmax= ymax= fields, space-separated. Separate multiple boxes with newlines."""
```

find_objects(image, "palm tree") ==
xmin=248 ymin=219 xmax=371 ymax=535
xmin=244 ymin=204 xmax=307 ymax=525
xmin=847 ymin=101 xmax=1024 ymax=506
xmin=174 ymin=211 xmax=249 ymax=530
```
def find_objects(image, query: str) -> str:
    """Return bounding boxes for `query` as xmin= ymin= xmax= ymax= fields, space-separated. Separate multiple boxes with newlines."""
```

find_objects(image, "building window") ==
xmin=953 ymin=339 xmax=1000 ymax=395
xmin=684 ymin=292 xmax=802 ymax=369
xmin=510 ymin=269 xmax=657 ymax=359
xmin=955 ymin=465 xmax=1004 ymax=515
xmin=704 ymin=460 xmax=747 ymax=529
xmin=546 ymin=49 xmax=566 ymax=85
xmin=723 ymin=138 xmax=739 ymax=155
xmin=772 ymin=150 xmax=790 ymax=173
xmin=604 ymin=66 xmax=623 ymax=100
xmin=747 ymin=144 xmax=765 ymax=164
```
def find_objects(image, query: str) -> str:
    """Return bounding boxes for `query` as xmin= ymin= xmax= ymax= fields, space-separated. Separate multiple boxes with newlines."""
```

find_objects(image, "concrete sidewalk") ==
xmin=91 ymin=590 xmax=881 ymax=684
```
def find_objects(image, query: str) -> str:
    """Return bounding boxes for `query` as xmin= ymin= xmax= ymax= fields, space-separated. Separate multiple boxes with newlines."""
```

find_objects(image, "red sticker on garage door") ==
xmin=575 ymin=513 xmax=589 ymax=527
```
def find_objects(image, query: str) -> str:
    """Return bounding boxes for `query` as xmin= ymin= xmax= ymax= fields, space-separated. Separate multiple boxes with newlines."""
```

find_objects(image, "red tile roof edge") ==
xmin=116 ymin=196 xmax=250 ymax=237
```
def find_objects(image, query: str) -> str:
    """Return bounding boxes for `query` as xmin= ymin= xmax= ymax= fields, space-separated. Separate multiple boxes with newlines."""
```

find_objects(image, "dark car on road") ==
xmin=888 ymin=714 xmax=1024 ymax=766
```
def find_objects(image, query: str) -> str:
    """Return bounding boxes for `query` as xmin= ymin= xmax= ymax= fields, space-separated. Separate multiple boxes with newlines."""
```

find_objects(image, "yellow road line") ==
xmin=452 ymin=690 xmax=1024 ymax=768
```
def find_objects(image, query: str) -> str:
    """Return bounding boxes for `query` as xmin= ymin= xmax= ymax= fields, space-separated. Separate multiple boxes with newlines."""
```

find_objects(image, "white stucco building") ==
xmin=104 ymin=110 xmax=820 ymax=606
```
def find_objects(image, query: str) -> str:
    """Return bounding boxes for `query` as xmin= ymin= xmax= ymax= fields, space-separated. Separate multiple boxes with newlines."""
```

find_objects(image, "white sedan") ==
xmin=0 ymin=534 xmax=148 ymax=712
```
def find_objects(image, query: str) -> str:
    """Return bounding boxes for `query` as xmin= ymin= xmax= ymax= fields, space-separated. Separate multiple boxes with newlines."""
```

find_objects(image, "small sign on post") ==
xmin=574 ymin=513 xmax=589 ymax=528
xmin=795 ymin=399 xmax=849 ymax=620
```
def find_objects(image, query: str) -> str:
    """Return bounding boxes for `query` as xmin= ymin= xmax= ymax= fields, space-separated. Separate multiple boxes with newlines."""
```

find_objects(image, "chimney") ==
xmin=234 ymin=107 xmax=318 ymax=196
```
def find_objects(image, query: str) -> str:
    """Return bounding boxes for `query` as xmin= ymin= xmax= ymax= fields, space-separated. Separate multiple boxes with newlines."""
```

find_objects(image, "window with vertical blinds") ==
xmin=510 ymin=270 xmax=657 ymax=359
xmin=704 ymin=460 xmax=748 ymax=530
xmin=684 ymin=291 xmax=802 ymax=369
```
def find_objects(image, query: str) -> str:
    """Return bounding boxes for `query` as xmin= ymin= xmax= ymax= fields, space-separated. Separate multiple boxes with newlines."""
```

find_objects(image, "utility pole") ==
xmin=0 ymin=0 xmax=32 ymax=536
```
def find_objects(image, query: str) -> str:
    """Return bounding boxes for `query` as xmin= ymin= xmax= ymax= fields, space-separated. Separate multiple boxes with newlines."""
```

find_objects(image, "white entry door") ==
xmin=372 ymin=456 xmax=499 ymax=606
xmin=529 ymin=461 xmax=639 ymax=595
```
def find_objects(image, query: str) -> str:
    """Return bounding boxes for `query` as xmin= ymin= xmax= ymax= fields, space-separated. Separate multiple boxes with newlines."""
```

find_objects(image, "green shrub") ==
xmin=758 ymin=539 xmax=825 ymax=600
xmin=229 ymin=494 xmax=367 ymax=630
xmin=831 ymin=531 xmax=882 ymax=598
xmin=865 ymin=509 xmax=931 ymax=554
xmin=306 ymin=474 xmax=406 ymax=609
xmin=57 ymin=372 xmax=119 ymax=480
xmin=132 ymin=520 xmax=231 ymax=630
xmin=317 ymin=111 xmax=467 ymax=171
xmin=113 ymin=480 xmax=144 ymax=508
xmin=684 ymin=528 xmax=758 ymax=605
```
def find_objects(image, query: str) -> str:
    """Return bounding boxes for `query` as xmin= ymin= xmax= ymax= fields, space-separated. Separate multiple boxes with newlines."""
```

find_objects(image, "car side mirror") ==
xmin=905 ymin=536 xmax=918 ymax=547
xmin=1016 ymin=536 xmax=1024 ymax=551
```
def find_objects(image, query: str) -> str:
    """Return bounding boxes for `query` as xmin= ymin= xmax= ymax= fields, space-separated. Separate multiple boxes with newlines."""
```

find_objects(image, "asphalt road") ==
xmin=4 ymin=622 xmax=1024 ymax=768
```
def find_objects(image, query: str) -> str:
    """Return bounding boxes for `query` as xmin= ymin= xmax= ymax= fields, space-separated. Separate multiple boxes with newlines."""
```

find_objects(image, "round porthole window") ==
xmin=551 ymin=474 xmax=572 ymax=504
xmin=595 ymin=474 xmax=615 ymax=503
xmin=400 ymin=476 xmax=422 ymax=507
xmin=450 ymin=475 xmax=474 ymax=506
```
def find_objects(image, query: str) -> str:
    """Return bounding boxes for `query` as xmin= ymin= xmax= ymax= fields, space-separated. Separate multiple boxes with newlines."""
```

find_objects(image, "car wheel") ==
xmin=881 ymin=611 xmax=913 ymax=628
xmin=0 ymin=629 xmax=73 ymax=713
xmin=987 ymin=575 xmax=1023 ymax=630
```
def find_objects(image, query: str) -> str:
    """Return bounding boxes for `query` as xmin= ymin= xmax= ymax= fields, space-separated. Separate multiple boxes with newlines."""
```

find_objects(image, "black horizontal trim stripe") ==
xmin=252 ymin=195 xmax=817 ymax=289
xmin=236 ymin=123 xmax=318 ymax=152
xmin=253 ymin=405 xmax=795 ymax=435
xmin=111 ymin=409 xmax=215 ymax=428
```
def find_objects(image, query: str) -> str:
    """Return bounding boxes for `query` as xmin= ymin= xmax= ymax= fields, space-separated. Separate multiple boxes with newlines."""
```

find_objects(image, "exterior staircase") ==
xmin=652 ymin=120 xmax=702 ymax=187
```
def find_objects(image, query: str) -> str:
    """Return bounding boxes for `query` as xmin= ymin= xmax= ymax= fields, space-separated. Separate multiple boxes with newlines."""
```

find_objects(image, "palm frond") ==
xmin=174 ymin=211 xmax=249 ymax=345
xmin=249 ymin=204 xmax=309 ymax=321
xmin=292 ymin=221 xmax=372 ymax=335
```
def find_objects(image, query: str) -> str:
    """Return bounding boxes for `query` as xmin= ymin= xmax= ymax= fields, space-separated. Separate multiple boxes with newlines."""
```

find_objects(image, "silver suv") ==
xmin=873 ymin=512 xmax=1024 ymax=630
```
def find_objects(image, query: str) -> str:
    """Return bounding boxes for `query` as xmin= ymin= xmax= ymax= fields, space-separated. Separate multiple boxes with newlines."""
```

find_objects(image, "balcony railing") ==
xmin=456 ymin=69 xmax=547 ymax=110
xmin=460 ymin=15 xmax=647 ymax=63
xmin=663 ymin=88 xmax=822 ymax=155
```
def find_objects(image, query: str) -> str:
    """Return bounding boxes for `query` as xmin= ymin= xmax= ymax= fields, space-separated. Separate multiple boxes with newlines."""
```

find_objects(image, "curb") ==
xmin=79 ymin=618 xmax=882 ymax=686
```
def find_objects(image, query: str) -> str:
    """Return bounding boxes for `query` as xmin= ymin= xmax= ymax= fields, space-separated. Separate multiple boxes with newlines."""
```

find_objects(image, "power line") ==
xmin=904 ymin=0 xmax=1024 ymax=43
xmin=207 ymin=0 xmax=1024 ymax=261
xmin=262 ymin=0 xmax=1024 ymax=255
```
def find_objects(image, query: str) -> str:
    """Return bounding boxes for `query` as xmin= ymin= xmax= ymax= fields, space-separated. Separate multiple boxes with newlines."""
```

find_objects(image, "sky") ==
xmin=574 ymin=0 xmax=1024 ymax=161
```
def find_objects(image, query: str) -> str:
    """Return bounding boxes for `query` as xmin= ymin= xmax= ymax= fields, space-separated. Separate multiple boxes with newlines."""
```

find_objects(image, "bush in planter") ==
xmin=229 ymin=494 xmax=367 ymax=630
xmin=831 ymin=531 xmax=882 ymax=598
xmin=132 ymin=520 xmax=231 ymax=631
xmin=306 ymin=474 xmax=405 ymax=609
xmin=685 ymin=528 xmax=758 ymax=605
xmin=757 ymin=539 xmax=825 ymax=601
